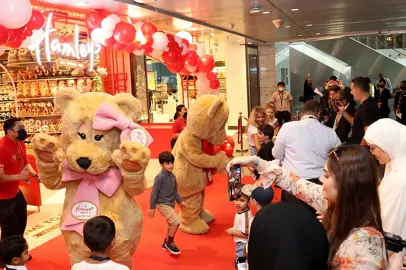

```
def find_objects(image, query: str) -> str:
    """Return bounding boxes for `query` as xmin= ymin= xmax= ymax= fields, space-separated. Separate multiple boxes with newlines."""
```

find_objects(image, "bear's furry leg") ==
xmin=199 ymin=190 xmax=215 ymax=224
xmin=179 ymin=192 xmax=209 ymax=234
xmin=63 ymin=231 xmax=89 ymax=266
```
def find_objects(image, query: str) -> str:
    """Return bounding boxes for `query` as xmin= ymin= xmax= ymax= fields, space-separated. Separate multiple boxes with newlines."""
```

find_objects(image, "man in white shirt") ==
xmin=272 ymin=100 xmax=341 ymax=212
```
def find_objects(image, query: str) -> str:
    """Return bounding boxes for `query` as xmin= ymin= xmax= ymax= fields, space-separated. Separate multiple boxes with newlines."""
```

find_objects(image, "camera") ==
xmin=384 ymin=232 xmax=406 ymax=253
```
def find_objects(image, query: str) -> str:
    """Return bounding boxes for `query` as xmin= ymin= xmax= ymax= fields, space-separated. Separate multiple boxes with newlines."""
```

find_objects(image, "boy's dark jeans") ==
xmin=0 ymin=190 xmax=27 ymax=239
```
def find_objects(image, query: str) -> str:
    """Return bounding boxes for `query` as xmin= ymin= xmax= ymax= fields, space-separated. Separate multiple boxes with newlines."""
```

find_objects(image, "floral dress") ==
xmin=263 ymin=162 xmax=388 ymax=270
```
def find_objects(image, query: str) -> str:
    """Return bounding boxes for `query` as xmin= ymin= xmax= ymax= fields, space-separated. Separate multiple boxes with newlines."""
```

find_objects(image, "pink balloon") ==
xmin=152 ymin=31 xmax=168 ymax=52
xmin=113 ymin=22 xmax=136 ymax=44
xmin=0 ymin=0 xmax=32 ymax=29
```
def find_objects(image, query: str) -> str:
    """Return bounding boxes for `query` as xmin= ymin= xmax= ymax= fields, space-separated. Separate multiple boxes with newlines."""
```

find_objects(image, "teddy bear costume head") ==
xmin=32 ymin=89 xmax=152 ymax=268
xmin=172 ymin=94 xmax=230 ymax=234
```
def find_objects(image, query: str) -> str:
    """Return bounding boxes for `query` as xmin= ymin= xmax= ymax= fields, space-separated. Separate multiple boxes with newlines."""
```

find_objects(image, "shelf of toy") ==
xmin=20 ymin=114 xmax=60 ymax=118
xmin=11 ymin=76 xmax=96 ymax=83
xmin=6 ymin=61 xmax=100 ymax=68
xmin=18 ymin=97 xmax=55 ymax=101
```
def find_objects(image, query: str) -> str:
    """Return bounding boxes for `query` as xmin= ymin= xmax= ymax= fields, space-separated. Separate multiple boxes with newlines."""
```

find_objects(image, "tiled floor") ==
xmin=21 ymin=130 xmax=248 ymax=250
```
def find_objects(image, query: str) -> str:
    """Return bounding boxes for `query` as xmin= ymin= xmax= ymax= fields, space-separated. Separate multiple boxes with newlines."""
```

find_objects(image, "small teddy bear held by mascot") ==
xmin=32 ymin=89 xmax=153 ymax=269
xmin=172 ymin=94 xmax=230 ymax=235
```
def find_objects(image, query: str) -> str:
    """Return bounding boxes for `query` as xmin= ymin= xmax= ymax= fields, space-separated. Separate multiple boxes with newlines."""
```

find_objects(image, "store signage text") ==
xmin=31 ymin=12 xmax=102 ymax=71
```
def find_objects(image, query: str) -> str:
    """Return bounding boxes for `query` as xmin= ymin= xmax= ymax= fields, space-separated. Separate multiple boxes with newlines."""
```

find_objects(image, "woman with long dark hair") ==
xmin=171 ymin=104 xmax=187 ymax=149
xmin=228 ymin=144 xmax=387 ymax=269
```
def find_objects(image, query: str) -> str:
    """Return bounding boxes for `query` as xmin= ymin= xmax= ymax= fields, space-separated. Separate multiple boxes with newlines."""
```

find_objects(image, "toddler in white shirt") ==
xmin=71 ymin=216 xmax=129 ymax=270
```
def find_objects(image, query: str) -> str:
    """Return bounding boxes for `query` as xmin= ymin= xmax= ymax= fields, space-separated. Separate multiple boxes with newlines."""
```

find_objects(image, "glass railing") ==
xmin=351 ymin=34 xmax=406 ymax=50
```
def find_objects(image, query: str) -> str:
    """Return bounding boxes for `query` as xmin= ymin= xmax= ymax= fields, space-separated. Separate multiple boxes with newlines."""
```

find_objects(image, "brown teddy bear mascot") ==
xmin=31 ymin=89 xmax=153 ymax=269
xmin=172 ymin=94 xmax=229 ymax=234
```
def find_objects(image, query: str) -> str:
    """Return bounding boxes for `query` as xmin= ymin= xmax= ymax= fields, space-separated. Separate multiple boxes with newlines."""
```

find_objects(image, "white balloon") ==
xmin=20 ymin=37 xmax=31 ymax=48
xmin=151 ymin=32 xmax=168 ymax=51
xmin=197 ymin=45 xmax=206 ymax=57
xmin=101 ymin=17 xmax=117 ymax=32
xmin=175 ymin=31 xmax=192 ymax=44
xmin=103 ymin=29 xmax=113 ymax=39
xmin=174 ymin=36 xmax=183 ymax=48
xmin=133 ymin=49 xmax=145 ymax=56
xmin=31 ymin=29 xmax=45 ymax=42
xmin=108 ymin=14 xmax=121 ymax=24
xmin=0 ymin=0 xmax=32 ymax=29
xmin=149 ymin=49 xmax=164 ymax=58
xmin=91 ymin=28 xmax=106 ymax=43
xmin=0 ymin=45 xmax=5 ymax=56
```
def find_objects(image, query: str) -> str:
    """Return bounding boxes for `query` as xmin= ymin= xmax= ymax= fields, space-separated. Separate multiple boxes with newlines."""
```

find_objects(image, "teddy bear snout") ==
xmin=76 ymin=157 xmax=92 ymax=170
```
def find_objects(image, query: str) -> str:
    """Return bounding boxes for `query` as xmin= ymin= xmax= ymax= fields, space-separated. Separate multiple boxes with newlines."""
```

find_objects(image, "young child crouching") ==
xmin=71 ymin=216 xmax=129 ymax=270
xmin=0 ymin=236 xmax=32 ymax=270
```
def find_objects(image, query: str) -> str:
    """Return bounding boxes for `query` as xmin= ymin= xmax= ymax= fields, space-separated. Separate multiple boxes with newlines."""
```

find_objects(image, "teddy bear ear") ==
xmin=55 ymin=89 xmax=80 ymax=116
xmin=110 ymin=93 xmax=141 ymax=121
xmin=207 ymin=95 xmax=226 ymax=118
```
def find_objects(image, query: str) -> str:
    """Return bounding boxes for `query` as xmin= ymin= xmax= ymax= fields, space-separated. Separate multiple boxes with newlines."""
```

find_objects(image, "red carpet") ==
xmin=26 ymin=175 xmax=281 ymax=270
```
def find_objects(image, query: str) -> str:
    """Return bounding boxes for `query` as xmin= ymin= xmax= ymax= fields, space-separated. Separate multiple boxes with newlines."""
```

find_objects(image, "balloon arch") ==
xmin=0 ymin=0 xmax=221 ymax=96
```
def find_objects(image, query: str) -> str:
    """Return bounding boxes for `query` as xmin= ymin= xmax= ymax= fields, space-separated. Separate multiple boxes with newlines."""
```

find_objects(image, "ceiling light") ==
xmin=306 ymin=24 xmax=313 ymax=27
xmin=250 ymin=7 xmax=264 ymax=14
xmin=285 ymin=25 xmax=291 ymax=28
xmin=237 ymin=40 xmax=242 ymax=43
xmin=298 ymin=34 xmax=303 ymax=37
xmin=316 ymin=33 xmax=321 ymax=35
xmin=291 ymin=8 xmax=300 ymax=11
xmin=248 ymin=42 xmax=252 ymax=45
xmin=262 ymin=11 xmax=271 ymax=14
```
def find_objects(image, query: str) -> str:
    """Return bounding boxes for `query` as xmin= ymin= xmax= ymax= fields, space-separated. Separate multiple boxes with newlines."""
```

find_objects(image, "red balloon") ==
xmin=182 ymin=38 xmax=190 ymax=48
xmin=210 ymin=79 xmax=220 ymax=89
xmin=0 ymin=25 xmax=8 ymax=45
xmin=180 ymin=67 xmax=190 ymax=75
xmin=186 ymin=50 xmax=198 ymax=66
xmin=25 ymin=10 xmax=45 ymax=30
xmin=166 ymin=33 xmax=175 ymax=42
xmin=144 ymin=46 xmax=153 ymax=54
xmin=144 ymin=33 xmax=153 ymax=46
xmin=198 ymin=55 xmax=215 ymax=73
xmin=207 ymin=71 xmax=217 ymax=82
xmin=124 ymin=42 xmax=137 ymax=53
xmin=22 ymin=27 xmax=33 ymax=37
xmin=166 ymin=61 xmax=184 ymax=73
xmin=7 ymin=28 xmax=23 ymax=43
xmin=104 ymin=37 xmax=117 ymax=47
xmin=85 ymin=12 xmax=103 ymax=29
xmin=220 ymin=141 xmax=227 ymax=150
xmin=189 ymin=44 xmax=198 ymax=51
xmin=7 ymin=37 xmax=24 ymax=48
xmin=141 ymin=22 xmax=157 ymax=35
xmin=162 ymin=49 xmax=180 ymax=64
xmin=113 ymin=22 xmax=136 ymax=44
xmin=225 ymin=136 xmax=235 ymax=149
xmin=113 ymin=43 xmax=125 ymax=51
xmin=133 ymin=41 xmax=142 ymax=50
xmin=224 ymin=146 xmax=234 ymax=157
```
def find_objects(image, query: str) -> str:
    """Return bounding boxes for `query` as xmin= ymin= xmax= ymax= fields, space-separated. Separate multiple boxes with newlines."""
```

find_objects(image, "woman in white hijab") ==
xmin=365 ymin=118 xmax=406 ymax=270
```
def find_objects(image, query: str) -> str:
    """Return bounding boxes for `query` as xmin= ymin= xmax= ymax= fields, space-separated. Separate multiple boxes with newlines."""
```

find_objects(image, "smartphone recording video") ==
xmin=228 ymin=165 xmax=242 ymax=201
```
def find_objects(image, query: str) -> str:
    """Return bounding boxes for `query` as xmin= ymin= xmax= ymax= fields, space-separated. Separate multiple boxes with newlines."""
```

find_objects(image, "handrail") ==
xmin=237 ymin=112 xmax=248 ymax=153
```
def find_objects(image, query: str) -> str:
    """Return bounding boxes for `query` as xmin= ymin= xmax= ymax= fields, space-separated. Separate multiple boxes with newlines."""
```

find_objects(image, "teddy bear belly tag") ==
xmin=130 ymin=128 xmax=148 ymax=146
xmin=71 ymin=201 xmax=98 ymax=221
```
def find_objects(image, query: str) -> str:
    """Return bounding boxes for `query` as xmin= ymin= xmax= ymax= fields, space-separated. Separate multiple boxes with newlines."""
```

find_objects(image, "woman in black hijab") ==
xmin=248 ymin=203 xmax=329 ymax=270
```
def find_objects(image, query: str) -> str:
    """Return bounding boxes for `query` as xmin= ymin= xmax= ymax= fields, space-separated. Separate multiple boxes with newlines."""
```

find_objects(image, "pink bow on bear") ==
xmin=93 ymin=101 xmax=153 ymax=146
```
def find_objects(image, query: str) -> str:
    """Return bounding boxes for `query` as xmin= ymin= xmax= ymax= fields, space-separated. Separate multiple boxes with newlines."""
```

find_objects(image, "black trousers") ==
xmin=0 ymin=190 xmax=27 ymax=239
xmin=281 ymin=178 xmax=322 ymax=215
xmin=275 ymin=111 xmax=292 ymax=126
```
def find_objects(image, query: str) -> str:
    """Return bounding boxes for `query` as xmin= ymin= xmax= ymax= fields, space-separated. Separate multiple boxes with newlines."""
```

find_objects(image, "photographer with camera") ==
xmin=332 ymin=88 xmax=357 ymax=143
xmin=365 ymin=119 xmax=406 ymax=269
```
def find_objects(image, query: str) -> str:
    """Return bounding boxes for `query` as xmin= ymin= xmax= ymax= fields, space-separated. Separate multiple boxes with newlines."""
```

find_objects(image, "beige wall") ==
xmin=225 ymin=36 xmax=248 ymax=127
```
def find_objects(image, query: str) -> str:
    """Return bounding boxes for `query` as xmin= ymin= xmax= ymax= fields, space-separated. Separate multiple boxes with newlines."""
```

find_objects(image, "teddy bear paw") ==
xmin=179 ymin=219 xmax=210 ymax=235
xmin=112 ymin=141 xmax=151 ymax=173
xmin=200 ymin=209 xmax=215 ymax=224
xmin=31 ymin=133 xmax=63 ymax=163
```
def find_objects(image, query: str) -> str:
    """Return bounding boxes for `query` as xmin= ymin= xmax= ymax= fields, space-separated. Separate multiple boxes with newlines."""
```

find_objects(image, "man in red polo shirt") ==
xmin=0 ymin=118 xmax=38 ymax=239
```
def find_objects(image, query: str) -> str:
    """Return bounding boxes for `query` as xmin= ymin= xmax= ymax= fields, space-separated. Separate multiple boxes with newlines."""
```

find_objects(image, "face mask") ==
xmin=278 ymin=87 xmax=284 ymax=92
xmin=379 ymin=85 xmax=385 ymax=88
xmin=16 ymin=129 xmax=28 ymax=141
xmin=183 ymin=112 xmax=187 ymax=119
xmin=401 ymin=87 xmax=406 ymax=91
